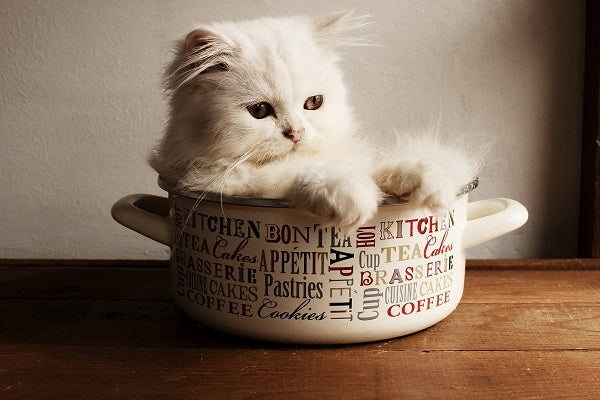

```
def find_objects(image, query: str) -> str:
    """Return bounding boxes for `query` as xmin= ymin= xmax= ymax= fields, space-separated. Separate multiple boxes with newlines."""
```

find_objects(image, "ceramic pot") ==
xmin=112 ymin=178 xmax=527 ymax=344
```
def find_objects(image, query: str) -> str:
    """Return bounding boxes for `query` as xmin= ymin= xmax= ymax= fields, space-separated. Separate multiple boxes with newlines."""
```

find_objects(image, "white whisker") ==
xmin=172 ymin=146 xmax=259 ymax=250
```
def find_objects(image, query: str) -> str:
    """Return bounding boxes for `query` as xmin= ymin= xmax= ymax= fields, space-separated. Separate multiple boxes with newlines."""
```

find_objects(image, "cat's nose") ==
xmin=283 ymin=127 xmax=304 ymax=143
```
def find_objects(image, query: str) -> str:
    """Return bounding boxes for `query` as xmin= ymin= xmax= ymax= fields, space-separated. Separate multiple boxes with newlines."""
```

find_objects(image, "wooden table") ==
xmin=1 ymin=260 xmax=598 ymax=399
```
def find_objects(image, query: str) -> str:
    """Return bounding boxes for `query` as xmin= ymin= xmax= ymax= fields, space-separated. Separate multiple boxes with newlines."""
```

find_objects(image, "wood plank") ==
xmin=0 ymin=345 xmax=598 ymax=400
xmin=463 ymin=270 xmax=600 ymax=303
xmin=1 ymin=265 xmax=598 ymax=399
xmin=466 ymin=258 xmax=600 ymax=270
xmin=0 ymin=266 xmax=172 ymax=300
xmin=2 ymin=267 xmax=598 ymax=304
xmin=1 ymin=298 xmax=597 ymax=351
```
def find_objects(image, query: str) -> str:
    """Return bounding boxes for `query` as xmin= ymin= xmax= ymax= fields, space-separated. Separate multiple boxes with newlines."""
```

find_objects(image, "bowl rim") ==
xmin=158 ymin=176 xmax=479 ymax=209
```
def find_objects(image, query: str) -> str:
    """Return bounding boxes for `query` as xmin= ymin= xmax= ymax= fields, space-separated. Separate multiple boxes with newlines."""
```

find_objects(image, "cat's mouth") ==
xmin=245 ymin=140 xmax=306 ymax=167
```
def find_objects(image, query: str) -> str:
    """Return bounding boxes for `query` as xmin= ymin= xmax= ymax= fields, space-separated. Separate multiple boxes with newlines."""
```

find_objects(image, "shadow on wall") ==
xmin=472 ymin=0 xmax=583 ymax=257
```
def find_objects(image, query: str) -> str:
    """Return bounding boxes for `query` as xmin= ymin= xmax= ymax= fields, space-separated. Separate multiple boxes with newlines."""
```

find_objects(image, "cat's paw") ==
xmin=289 ymin=164 xmax=381 ymax=231
xmin=376 ymin=161 xmax=456 ymax=213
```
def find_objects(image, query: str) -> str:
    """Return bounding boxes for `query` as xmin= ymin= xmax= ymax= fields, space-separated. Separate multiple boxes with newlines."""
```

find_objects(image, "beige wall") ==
xmin=0 ymin=0 xmax=584 ymax=259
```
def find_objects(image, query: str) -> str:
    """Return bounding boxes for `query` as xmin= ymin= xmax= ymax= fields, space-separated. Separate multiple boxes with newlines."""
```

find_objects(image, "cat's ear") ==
xmin=184 ymin=29 xmax=224 ymax=54
xmin=314 ymin=10 xmax=371 ymax=48
xmin=164 ymin=28 xmax=234 ymax=91
xmin=183 ymin=28 xmax=234 ymax=72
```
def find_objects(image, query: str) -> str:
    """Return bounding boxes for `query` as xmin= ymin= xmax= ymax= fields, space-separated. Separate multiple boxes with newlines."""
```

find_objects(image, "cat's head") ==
xmin=162 ymin=11 xmax=368 ymax=167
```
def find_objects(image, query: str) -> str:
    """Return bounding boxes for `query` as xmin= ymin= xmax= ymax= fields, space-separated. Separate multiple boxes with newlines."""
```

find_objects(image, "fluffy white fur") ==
xmin=150 ymin=11 xmax=477 ymax=230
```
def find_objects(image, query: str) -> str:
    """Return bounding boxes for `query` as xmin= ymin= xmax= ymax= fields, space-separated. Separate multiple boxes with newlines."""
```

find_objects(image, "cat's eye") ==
xmin=247 ymin=102 xmax=273 ymax=119
xmin=304 ymin=95 xmax=323 ymax=110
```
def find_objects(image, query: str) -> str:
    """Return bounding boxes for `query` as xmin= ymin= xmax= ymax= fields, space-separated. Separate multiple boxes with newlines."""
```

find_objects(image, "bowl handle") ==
xmin=111 ymin=194 xmax=172 ymax=246
xmin=463 ymin=198 xmax=528 ymax=250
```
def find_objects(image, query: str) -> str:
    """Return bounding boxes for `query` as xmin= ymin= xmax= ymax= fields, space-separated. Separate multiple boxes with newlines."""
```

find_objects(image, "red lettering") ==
xmin=360 ymin=271 xmax=374 ymax=286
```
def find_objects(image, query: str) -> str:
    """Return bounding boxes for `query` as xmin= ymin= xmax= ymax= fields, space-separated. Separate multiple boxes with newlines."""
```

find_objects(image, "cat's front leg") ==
xmin=374 ymin=160 xmax=457 ymax=212
xmin=287 ymin=161 xmax=381 ymax=231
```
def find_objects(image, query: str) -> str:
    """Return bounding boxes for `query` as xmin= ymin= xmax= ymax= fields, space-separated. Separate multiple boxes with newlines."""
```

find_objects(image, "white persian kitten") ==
xmin=150 ymin=12 xmax=477 ymax=230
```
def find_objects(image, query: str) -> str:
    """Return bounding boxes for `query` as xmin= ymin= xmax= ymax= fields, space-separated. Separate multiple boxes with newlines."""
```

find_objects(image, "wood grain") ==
xmin=0 ymin=266 xmax=172 ymax=300
xmin=1 ymin=299 xmax=597 ymax=351
xmin=2 ymin=266 xmax=598 ymax=303
xmin=1 ymin=345 xmax=598 ymax=400
xmin=463 ymin=270 xmax=600 ymax=303
xmin=466 ymin=258 xmax=600 ymax=270
xmin=1 ymin=263 xmax=598 ymax=399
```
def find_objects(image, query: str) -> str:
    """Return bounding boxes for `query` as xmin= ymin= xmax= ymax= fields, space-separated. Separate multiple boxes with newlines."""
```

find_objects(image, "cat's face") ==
xmin=165 ymin=14 xmax=359 ymax=166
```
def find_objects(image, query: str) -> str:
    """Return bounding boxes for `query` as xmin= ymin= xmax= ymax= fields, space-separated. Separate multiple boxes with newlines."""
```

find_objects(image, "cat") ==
xmin=149 ymin=11 xmax=477 ymax=231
